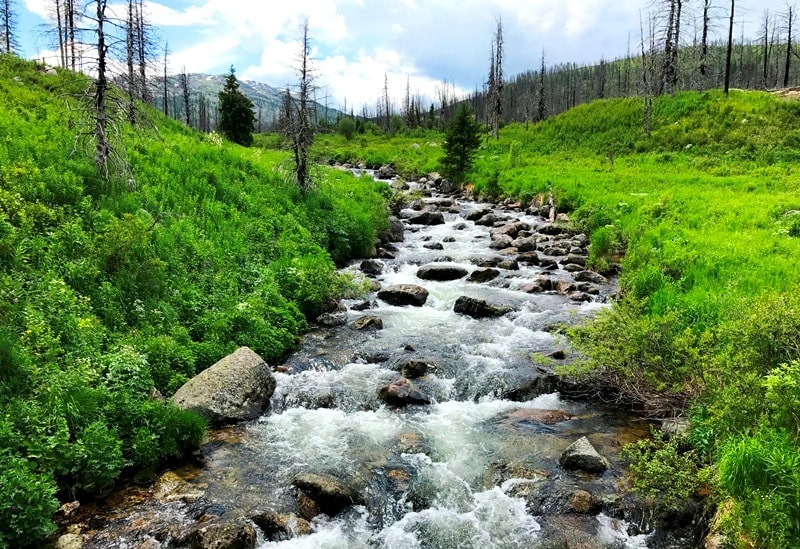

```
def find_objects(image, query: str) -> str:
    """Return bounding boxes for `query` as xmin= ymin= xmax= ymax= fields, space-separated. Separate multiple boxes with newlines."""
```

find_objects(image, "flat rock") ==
xmin=501 ymin=408 xmax=574 ymax=426
xmin=559 ymin=436 xmax=609 ymax=473
xmin=416 ymin=264 xmax=468 ymax=281
xmin=171 ymin=347 xmax=276 ymax=426
xmin=377 ymin=284 xmax=429 ymax=306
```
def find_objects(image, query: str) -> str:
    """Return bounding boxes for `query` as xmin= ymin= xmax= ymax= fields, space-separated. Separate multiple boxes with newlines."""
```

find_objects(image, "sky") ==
xmin=15 ymin=0 xmax=793 ymax=109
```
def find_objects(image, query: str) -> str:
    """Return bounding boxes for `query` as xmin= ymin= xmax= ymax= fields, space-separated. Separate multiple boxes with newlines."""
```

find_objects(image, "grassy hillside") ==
xmin=317 ymin=90 xmax=800 ymax=547
xmin=0 ymin=54 xmax=387 ymax=546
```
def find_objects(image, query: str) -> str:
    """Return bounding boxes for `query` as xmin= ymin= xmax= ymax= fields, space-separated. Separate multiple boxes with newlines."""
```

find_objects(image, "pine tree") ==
xmin=218 ymin=66 xmax=255 ymax=146
xmin=440 ymin=102 xmax=481 ymax=184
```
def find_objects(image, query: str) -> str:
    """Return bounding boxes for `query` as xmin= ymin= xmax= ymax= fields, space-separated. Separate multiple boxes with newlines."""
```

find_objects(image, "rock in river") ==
xmin=408 ymin=210 xmax=445 ymax=225
xmin=379 ymin=377 xmax=431 ymax=406
xmin=453 ymin=296 xmax=512 ymax=318
xmin=291 ymin=472 xmax=363 ymax=518
xmin=559 ymin=436 xmax=609 ymax=473
xmin=377 ymin=284 xmax=429 ymax=306
xmin=171 ymin=347 xmax=276 ymax=426
xmin=416 ymin=263 xmax=468 ymax=281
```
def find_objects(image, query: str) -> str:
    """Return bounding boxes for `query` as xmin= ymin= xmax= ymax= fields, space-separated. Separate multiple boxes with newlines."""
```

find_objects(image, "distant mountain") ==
xmin=151 ymin=73 xmax=340 ymax=131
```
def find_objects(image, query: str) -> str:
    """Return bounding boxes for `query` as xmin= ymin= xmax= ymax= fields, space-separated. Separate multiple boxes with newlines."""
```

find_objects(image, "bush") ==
xmin=622 ymin=429 xmax=702 ymax=512
xmin=71 ymin=420 xmax=124 ymax=494
xmin=0 ymin=455 xmax=58 ymax=547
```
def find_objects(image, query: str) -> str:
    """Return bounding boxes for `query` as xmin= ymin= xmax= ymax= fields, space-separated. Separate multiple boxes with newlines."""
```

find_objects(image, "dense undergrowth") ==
xmin=316 ymin=89 xmax=800 ymax=547
xmin=0 ymin=55 xmax=387 ymax=546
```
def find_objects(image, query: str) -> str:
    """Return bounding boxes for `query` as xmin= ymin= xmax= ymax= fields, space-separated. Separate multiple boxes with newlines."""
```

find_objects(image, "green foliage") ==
xmin=440 ymin=102 xmax=482 ymax=183
xmin=718 ymin=429 xmax=800 ymax=547
xmin=622 ymin=430 xmax=702 ymax=511
xmin=336 ymin=117 xmax=356 ymax=141
xmin=0 ymin=454 xmax=58 ymax=547
xmin=0 ymin=55 xmax=388 ymax=545
xmin=218 ymin=66 xmax=255 ymax=146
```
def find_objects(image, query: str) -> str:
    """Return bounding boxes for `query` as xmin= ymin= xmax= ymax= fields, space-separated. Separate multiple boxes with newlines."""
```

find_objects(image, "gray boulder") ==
xmin=408 ymin=210 xmax=445 ymax=225
xmin=416 ymin=264 xmax=468 ymax=281
xmin=379 ymin=377 xmax=431 ymax=406
xmin=360 ymin=259 xmax=384 ymax=275
xmin=377 ymin=284 xmax=429 ymax=306
xmin=171 ymin=347 xmax=275 ymax=426
xmin=467 ymin=268 xmax=500 ymax=283
xmin=559 ymin=436 xmax=609 ymax=473
xmin=454 ymin=296 xmax=512 ymax=318
xmin=574 ymin=270 xmax=609 ymax=285
xmin=376 ymin=164 xmax=396 ymax=179
xmin=465 ymin=207 xmax=492 ymax=221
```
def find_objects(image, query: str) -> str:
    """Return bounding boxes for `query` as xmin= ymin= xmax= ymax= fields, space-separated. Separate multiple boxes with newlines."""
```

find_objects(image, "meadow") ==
xmin=0 ymin=55 xmax=388 ymax=546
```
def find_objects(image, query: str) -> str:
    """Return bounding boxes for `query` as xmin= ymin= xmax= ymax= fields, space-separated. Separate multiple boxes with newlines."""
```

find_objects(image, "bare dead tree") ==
xmin=381 ymin=72 xmax=391 ymax=131
xmin=641 ymin=11 xmax=657 ymax=136
xmin=162 ymin=42 xmax=169 ymax=116
xmin=537 ymin=50 xmax=546 ymax=122
xmin=725 ymin=0 xmax=736 ymax=94
xmin=280 ymin=19 xmax=316 ymax=195
xmin=179 ymin=67 xmax=190 ymax=126
xmin=1 ymin=0 xmax=16 ymax=53
xmin=487 ymin=16 xmax=504 ymax=139
xmin=762 ymin=10 xmax=773 ymax=88
xmin=784 ymin=4 xmax=794 ymax=87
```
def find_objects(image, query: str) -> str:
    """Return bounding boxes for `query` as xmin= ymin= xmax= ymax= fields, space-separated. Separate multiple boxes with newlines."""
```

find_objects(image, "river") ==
xmin=61 ymin=181 xmax=687 ymax=548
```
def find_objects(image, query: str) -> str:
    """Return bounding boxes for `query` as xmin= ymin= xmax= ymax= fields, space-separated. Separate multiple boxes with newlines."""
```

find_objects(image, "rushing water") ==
xmin=65 ymin=187 xmax=675 ymax=548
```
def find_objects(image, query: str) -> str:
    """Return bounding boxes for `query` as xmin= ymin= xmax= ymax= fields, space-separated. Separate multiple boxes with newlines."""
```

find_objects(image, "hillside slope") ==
xmin=0 ymin=54 xmax=387 ymax=546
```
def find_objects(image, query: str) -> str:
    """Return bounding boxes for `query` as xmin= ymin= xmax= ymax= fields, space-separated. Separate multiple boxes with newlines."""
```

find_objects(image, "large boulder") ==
xmin=291 ymin=473 xmax=363 ymax=518
xmin=171 ymin=347 xmax=276 ymax=425
xmin=408 ymin=210 xmax=445 ymax=225
xmin=453 ymin=296 xmax=512 ymax=318
xmin=559 ymin=436 xmax=609 ymax=473
xmin=379 ymin=377 xmax=431 ymax=406
xmin=491 ymin=221 xmax=531 ymax=239
xmin=377 ymin=284 xmax=429 ymax=306
xmin=416 ymin=264 xmax=468 ymax=281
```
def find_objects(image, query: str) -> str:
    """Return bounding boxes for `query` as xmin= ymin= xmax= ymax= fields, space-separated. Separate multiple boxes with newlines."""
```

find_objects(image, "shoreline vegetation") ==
xmin=2 ymin=51 xmax=799 ymax=547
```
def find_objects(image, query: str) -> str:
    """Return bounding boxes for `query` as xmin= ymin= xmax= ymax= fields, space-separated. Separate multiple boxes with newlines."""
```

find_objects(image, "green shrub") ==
xmin=71 ymin=421 xmax=124 ymax=494
xmin=0 ymin=455 xmax=58 ymax=547
xmin=621 ymin=429 xmax=702 ymax=512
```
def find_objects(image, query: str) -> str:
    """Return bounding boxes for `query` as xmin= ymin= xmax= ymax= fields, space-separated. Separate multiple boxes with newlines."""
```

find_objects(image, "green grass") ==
xmin=325 ymin=89 xmax=800 ymax=547
xmin=0 ymin=54 xmax=388 ymax=546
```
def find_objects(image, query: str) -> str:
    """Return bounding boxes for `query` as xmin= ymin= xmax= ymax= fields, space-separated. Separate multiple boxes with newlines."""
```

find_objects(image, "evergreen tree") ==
xmin=440 ymin=102 xmax=481 ymax=184
xmin=218 ymin=66 xmax=255 ymax=146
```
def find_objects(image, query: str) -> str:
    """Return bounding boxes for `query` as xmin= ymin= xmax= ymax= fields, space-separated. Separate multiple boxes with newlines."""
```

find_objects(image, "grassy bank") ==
xmin=317 ymin=89 xmax=800 ymax=547
xmin=0 ymin=55 xmax=387 ymax=546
